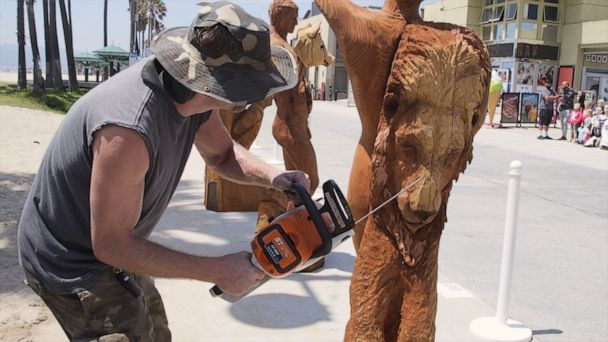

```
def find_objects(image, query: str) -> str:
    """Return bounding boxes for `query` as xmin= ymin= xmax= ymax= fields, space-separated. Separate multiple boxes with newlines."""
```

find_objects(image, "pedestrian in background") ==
xmin=538 ymin=79 xmax=558 ymax=140
xmin=558 ymin=81 xmax=576 ymax=140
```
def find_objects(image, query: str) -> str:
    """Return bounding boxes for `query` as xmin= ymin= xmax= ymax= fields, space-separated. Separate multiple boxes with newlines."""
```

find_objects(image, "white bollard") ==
xmin=496 ymin=160 xmax=523 ymax=323
xmin=470 ymin=160 xmax=532 ymax=342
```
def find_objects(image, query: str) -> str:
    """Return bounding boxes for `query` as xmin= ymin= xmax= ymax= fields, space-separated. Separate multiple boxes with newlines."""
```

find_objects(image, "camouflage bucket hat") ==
xmin=151 ymin=1 xmax=298 ymax=105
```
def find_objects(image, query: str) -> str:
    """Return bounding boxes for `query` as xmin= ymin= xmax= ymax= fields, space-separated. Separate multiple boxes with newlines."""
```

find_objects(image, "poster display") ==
xmin=496 ymin=68 xmax=510 ymax=92
xmin=537 ymin=64 xmax=556 ymax=86
xmin=520 ymin=93 xmax=539 ymax=124
xmin=500 ymin=93 xmax=520 ymax=124
xmin=517 ymin=62 xmax=535 ymax=86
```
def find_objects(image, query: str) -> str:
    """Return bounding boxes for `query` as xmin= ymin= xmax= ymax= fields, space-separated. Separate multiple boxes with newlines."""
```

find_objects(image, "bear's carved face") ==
xmin=373 ymin=27 xmax=488 ymax=234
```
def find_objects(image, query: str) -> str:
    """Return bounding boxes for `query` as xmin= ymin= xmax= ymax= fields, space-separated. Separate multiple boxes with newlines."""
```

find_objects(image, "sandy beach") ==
xmin=0 ymin=105 xmax=66 ymax=341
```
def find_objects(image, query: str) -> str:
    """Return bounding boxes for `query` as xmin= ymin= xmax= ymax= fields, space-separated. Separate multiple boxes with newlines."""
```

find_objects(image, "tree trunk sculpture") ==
xmin=314 ymin=0 xmax=490 ymax=340
xmin=256 ymin=0 xmax=335 ymax=236
xmin=313 ymin=0 xmax=406 ymax=251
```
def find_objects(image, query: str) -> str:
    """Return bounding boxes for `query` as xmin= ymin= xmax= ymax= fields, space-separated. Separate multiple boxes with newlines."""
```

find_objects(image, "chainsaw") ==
xmin=209 ymin=177 xmax=423 ymax=303
xmin=209 ymin=179 xmax=355 ymax=302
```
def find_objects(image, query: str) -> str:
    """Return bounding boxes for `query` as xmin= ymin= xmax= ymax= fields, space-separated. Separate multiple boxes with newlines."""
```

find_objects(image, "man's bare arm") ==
xmin=90 ymin=125 xmax=262 ymax=295
xmin=194 ymin=110 xmax=283 ymax=187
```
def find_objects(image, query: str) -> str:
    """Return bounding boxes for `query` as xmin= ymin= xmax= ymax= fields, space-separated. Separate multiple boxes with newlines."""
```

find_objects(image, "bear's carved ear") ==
xmin=307 ymin=22 xmax=321 ymax=39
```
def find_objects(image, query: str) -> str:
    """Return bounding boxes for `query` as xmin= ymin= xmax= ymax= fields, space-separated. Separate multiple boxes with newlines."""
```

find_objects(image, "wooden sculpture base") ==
xmin=204 ymin=167 xmax=266 ymax=212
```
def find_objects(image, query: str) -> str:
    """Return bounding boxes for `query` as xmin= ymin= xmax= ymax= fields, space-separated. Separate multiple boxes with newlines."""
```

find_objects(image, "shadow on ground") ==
xmin=0 ymin=171 xmax=35 ymax=295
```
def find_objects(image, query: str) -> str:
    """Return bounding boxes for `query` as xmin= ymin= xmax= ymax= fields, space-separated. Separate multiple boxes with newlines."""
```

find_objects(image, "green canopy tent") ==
xmin=92 ymin=45 xmax=130 ymax=78
xmin=74 ymin=52 xmax=108 ymax=82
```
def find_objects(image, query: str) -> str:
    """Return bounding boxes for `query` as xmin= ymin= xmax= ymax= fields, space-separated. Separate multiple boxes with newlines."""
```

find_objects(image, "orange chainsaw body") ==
xmin=209 ymin=180 xmax=355 ymax=301
xmin=251 ymin=206 xmax=323 ymax=277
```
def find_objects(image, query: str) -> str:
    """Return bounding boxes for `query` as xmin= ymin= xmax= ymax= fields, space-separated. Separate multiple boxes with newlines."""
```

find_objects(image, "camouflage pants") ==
xmin=25 ymin=269 xmax=171 ymax=341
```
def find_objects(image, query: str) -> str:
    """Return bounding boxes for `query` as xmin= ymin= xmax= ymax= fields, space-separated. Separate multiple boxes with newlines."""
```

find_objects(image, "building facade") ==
xmin=424 ymin=0 xmax=608 ymax=101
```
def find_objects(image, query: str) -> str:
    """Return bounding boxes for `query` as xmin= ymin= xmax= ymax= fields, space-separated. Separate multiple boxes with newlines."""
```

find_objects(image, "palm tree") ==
xmin=102 ymin=0 xmax=109 ymax=80
xmin=49 ymin=0 xmax=64 ymax=90
xmin=26 ymin=0 xmax=44 ymax=97
xmin=42 ymin=0 xmax=51 ymax=87
xmin=137 ymin=0 xmax=166 ymax=56
xmin=17 ymin=0 xmax=26 ymax=90
xmin=129 ymin=0 xmax=138 ymax=55
xmin=59 ymin=0 xmax=77 ymax=91
xmin=103 ymin=0 xmax=108 ymax=47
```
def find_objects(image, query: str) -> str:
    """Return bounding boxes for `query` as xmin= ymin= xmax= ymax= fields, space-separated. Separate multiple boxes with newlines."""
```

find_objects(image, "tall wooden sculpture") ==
xmin=256 ymin=0 xmax=335 ymax=234
xmin=314 ymin=0 xmax=490 ymax=340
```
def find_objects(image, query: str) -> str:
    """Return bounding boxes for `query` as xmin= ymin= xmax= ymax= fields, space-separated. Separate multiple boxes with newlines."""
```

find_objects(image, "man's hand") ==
xmin=213 ymin=252 xmax=265 ymax=296
xmin=272 ymin=170 xmax=310 ymax=194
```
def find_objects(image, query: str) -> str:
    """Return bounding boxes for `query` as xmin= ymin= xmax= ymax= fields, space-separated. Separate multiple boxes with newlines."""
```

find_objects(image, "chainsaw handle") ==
xmin=290 ymin=183 xmax=333 ymax=258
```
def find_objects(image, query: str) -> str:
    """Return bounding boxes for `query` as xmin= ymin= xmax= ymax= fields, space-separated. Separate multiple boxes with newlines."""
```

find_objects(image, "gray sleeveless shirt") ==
xmin=18 ymin=58 xmax=210 ymax=294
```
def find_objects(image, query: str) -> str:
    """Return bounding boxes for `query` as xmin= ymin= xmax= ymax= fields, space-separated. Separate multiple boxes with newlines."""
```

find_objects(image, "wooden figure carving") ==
xmin=204 ymin=101 xmax=272 ymax=211
xmin=256 ymin=0 xmax=335 ymax=232
xmin=314 ymin=0 xmax=490 ymax=340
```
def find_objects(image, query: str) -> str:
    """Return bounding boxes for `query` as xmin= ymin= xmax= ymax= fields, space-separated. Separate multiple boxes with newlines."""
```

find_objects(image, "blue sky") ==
xmin=0 ymin=0 xmax=437 ymax=54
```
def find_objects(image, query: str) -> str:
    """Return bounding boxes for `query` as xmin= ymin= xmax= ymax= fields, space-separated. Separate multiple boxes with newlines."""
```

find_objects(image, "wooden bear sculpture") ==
xmin=314 ymin=0 xmax=490 ymax=340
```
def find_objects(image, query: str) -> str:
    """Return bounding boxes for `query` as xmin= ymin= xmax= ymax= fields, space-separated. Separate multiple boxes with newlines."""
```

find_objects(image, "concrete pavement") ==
xmin=137 ymin=101 xmax=608 ymax=341
xmin=24 ymin=100 xmax=608 ymax=341
xmin=153 ymin=100 xmax=606 ymax=341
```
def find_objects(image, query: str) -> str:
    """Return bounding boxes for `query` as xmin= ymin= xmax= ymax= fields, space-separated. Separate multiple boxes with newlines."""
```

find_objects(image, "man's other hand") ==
xmin=271 ymin=170 xmax=310 ymax=194
xmin=214 ymin=252 xmax=265 ymax=296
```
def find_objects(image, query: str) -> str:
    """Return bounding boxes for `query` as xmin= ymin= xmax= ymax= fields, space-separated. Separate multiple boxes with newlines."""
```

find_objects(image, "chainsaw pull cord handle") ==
xmin=290 ymin=183 xmax=333 ymax=258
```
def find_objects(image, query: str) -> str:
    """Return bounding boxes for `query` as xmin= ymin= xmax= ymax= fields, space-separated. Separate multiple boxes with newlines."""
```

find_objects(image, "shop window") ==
xmin=490 ymin=6 xmax=505 ymax=22
xmin=481 ymin=8 xmax=493 ymax=23
xmin=544 ymin=6 xmax=559 ymax=23
xmin=496 ymin=0 xmax=505 ymax=3
xmin=482 ymin=25 xmax=492 ymax=41
xmin=506 ymin=22 xmax=517 ymax=40
xmin=495 ymin=24 xmax=506 ymax=40
xmin=541 ymin=24 xmax=558 ymax=42
xmin=484 ymin=0 xmax=494 ymax=5
xmin=506 ymin=3 xmax=517 ymax=20
xmin=524 ymin=4 xmax=538 ymax=20
xmin=520 ymin=22 xmax=537 ymax=40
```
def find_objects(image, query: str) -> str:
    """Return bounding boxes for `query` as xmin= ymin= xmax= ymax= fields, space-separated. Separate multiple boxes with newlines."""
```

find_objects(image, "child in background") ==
xmin=578 ymin=109 xmax=593 ymax=144
xmin=601 ymin=108 xmax=608 ymax=150
xmin=585 ymin=107 xmax=604 ymax=147
xmin=568 ymin=103 xmax=584 ymax=142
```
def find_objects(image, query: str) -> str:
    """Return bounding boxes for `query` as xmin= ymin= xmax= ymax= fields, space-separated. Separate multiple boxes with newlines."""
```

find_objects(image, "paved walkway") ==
xmin=10 ymin=100 xmax=607 ymax=341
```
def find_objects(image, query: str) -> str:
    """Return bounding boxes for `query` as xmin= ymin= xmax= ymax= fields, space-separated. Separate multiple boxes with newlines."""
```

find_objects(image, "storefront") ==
xmin=581 ymin=51 xmax=608 ymax=102
xmin=488 ymin=42 xmax=560 ymax=93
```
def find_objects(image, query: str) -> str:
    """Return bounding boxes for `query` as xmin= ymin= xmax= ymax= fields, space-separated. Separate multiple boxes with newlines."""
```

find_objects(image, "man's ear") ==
xmin=162 ymin=71 xmax=195 ymax=104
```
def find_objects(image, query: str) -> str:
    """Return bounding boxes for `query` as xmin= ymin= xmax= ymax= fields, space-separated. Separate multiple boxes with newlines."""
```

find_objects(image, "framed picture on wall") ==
xmin=520 ymin=93 xmax=539 ymax=124
xmin=500 ymin=93 xmax=520 ymax=124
